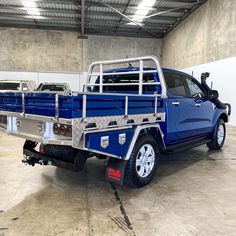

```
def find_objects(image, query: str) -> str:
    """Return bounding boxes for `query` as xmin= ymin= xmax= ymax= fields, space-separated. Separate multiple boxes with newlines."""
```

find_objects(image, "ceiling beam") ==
xmin=0 ymin=5 xmax=179 ymax=22
xmin=0 ymin=3 xmax=190 ymax=18
xmin=97 ymin=0 xmax=159 ymax=38
xmin=80 ymin=0 xmax=85 ymax=37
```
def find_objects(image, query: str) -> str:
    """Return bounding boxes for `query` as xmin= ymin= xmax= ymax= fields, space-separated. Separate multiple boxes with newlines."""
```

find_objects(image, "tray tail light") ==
xmin=53 ymin=123 xmax=72 ymax=137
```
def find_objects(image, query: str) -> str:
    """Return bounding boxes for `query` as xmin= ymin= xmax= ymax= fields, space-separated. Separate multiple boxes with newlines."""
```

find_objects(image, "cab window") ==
xmin=184 ymin=77 xmax=205 ymax=98
xmin=164 ymin=72 xmax=187 ymax=97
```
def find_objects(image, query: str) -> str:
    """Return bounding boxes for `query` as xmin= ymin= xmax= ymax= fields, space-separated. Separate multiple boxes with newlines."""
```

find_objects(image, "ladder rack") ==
xmin=85 ymin=56 xmax=167 ymax=97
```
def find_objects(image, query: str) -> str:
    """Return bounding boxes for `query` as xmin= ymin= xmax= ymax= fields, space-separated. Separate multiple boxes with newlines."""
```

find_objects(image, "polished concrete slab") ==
xmin=0 ymin=126 xmax=236 ymax=236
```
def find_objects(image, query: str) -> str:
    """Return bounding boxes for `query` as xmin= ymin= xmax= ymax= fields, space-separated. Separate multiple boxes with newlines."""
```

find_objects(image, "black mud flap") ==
xmin=105 ymin=158 xmax=127 ymax=185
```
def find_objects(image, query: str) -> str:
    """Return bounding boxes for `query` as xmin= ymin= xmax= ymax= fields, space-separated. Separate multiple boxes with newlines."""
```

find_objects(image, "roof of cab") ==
xmin=103 ymin=67 xmax=194 ymax=79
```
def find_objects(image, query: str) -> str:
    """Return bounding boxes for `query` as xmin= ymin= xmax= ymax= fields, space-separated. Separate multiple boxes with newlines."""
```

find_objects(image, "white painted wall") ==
xmin=0 ymin=71 xmax=87 ymax=92
xmin=181 ymin=56 xmax=236 ymax=125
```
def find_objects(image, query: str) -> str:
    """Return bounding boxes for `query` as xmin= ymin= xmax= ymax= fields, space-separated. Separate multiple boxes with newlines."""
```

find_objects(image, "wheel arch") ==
xmin=125 ymin=124 xmax=165 ymax=160
xmin=219 ymin=112 xmax=228 ymax=123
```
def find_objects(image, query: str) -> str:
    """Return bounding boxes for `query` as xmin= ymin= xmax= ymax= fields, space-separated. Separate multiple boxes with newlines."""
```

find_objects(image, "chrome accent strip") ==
xmin=84 ymin=126 xmax=132 ymax=134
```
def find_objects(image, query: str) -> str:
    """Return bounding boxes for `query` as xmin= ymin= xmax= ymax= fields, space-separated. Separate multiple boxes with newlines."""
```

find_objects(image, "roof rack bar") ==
xmin=90 ymin=69 xmax=158 ymax=76
xmin=87 ymin=82 xmax=161 ymax=86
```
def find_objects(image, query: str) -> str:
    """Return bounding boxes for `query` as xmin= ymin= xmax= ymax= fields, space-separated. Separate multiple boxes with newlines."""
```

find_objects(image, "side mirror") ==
xmin=208 ymin=90 xmax=218 ymax=99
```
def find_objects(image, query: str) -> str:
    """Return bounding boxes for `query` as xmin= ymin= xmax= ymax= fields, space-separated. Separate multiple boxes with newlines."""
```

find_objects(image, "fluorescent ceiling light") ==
xmin=126 ymin=22 xmax=144 ymax=26
xmin=127 ymin=0 xmax=156 ymax=25
xmin=21 ymin=0 xmax=45 ymax=19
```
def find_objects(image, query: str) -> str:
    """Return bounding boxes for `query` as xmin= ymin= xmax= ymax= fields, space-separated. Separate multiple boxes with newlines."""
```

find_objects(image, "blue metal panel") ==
xmin=0 ymin=92 xmax=164 ymax=119
xmin=85 ymin=128 xmax=134 ymax=158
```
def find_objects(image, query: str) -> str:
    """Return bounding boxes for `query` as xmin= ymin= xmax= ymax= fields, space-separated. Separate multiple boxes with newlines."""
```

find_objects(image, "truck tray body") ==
xmin=0 ymin=92 xmax=164 ymax=119
xmin=0 ymin=56 xmax=166 ymax=160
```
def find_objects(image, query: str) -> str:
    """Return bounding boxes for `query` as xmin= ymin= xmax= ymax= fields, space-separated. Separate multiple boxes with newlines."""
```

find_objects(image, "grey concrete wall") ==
xmin=162 ymin=0 xmax=236 ymax=69
xmin=0 ymin=27 xmax=162 ymax=72
xmin=83 ymin=35 xmax=162 ymax=71
xmin=0 ymin=28 xmax=83 ymax=72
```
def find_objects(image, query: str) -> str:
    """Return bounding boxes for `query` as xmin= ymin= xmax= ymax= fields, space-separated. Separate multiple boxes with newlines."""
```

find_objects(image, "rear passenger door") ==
xmin=164 ymin=71 xmax=196 ymax=144
xmin=183 ymin=75 xmax=214 ymax=136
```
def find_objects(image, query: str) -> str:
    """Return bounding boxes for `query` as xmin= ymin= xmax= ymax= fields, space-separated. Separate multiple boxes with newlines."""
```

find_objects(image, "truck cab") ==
xmin=91 ymin=67 xmax=229 ymax=148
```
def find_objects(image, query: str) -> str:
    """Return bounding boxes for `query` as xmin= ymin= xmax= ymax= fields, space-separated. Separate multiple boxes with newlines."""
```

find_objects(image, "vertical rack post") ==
xmin=55 ymin=93 xmax=59 ymax=120
xmin=82 ymin=94 xmax=87 ymax=120
xmin=125 ymin=96 xmax=128 ymax=117
xmin=99 ymin=64 xmax=103 ymax=93
xmin=21 ymin=93 xmax=25 ymax=116
xmin=154 ymin=95 xmax=157 ymax=116
xmin=139 ymin=60 xmax=143 ymax=95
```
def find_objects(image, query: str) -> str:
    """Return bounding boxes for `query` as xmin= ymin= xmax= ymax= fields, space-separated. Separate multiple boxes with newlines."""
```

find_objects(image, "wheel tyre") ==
xmin=124 ymin=134 xmax=159 ymax=188
xmin=207 ymin=119 xmax=226 ymax=150
xmin=43 ymin=144 xmax=78 ymax=163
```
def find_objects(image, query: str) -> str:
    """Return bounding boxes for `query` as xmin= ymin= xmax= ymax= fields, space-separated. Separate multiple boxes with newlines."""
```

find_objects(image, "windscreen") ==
xmin=0 ymin=83 xmax=20 ymax=90
xmin=38 ymin=84 xmax=64 ymax=92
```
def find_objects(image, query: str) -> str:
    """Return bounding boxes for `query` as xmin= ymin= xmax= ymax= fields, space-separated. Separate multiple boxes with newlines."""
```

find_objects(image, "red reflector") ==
xmin=39 ymin=145 xmax=45 ymax=155
xmin=108 ymin=168 xmax=121 ymax=181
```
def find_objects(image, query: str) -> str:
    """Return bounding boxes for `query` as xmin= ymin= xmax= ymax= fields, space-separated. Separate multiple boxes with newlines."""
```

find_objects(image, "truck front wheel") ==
xmin=207 ymin=119 xmax=226 ymax=150
xmin=124 ymin=134 xmax=159 ymax=187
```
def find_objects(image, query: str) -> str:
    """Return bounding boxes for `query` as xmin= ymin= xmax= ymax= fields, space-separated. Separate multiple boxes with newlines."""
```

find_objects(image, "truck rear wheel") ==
xmin=207 ymin=119 xmax=226 ymax=150
xmin=124 ymin=134 xmax=159 ymax=187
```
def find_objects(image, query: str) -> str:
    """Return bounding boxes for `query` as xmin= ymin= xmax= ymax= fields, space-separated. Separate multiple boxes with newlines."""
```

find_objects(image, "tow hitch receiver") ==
xmin=22 ymin=155 xmax=52 ymax=166
xmin=23 ymin=148 xmax=82 ymax=172
xmin=106 ymin=158 xmax=127 ymax=185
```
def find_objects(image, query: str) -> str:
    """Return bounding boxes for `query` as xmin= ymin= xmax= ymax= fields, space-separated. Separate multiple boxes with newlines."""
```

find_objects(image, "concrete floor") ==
xmin=0 ymin=126 xmax=236 ymax=236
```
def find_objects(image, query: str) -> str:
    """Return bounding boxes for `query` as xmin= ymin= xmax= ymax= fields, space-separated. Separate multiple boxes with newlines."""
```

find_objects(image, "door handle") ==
xmin=195 ymin=103 xmax=201 ymax=107
xmin=172 ymin=101 xmax=179 ymax=106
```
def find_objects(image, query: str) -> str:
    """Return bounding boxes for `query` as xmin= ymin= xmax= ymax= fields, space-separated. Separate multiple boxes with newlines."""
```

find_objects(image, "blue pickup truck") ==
xmin=0 ymin=56 xmax=231 ymax=187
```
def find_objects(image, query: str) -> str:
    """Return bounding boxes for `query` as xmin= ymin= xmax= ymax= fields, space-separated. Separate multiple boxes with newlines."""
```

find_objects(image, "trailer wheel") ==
xmin=207 ymin=119 xmax=226 ymax=150
xmin=124 ymin=134 xmax=159 ymax=187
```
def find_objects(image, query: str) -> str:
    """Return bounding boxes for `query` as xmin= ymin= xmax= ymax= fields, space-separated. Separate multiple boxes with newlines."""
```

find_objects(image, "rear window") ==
xmin=0 ymin=82 xmax=20 ymax=90
xmin=92 ymin=73 xmax=156 ymax=93
xmin=38 ymin=85 xmax=64 ymax=92
xmin=164 ymin=72 xmax=187 ymax=97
